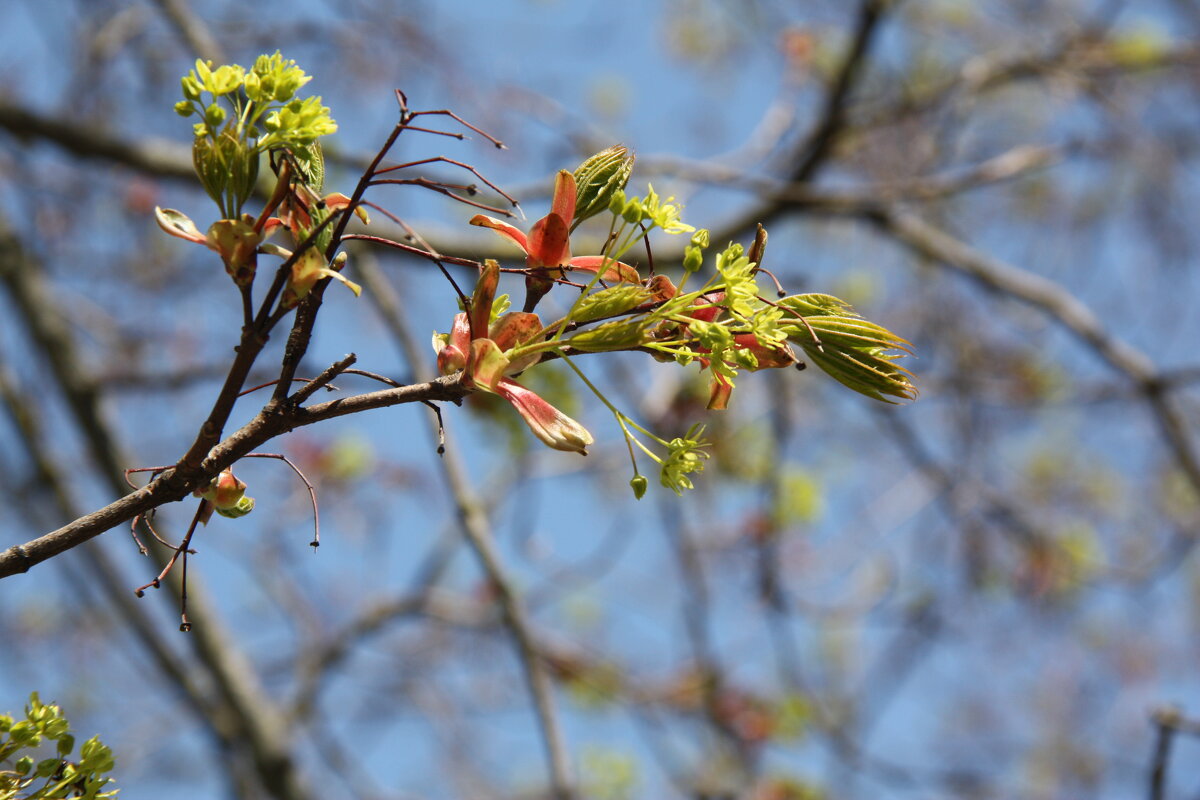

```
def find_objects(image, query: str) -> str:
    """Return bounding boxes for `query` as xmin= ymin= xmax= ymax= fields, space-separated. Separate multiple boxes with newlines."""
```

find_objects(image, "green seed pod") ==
xmin=572 ymin=145 xmax=636 ymax=230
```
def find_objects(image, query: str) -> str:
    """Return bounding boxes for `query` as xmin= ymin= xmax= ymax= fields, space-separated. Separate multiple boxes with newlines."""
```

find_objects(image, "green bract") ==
xmin=565 ymin=319 xmax=648 ymax=352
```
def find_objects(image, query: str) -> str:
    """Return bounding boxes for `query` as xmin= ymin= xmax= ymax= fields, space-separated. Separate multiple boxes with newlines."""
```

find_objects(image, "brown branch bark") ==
xmin=0 ymin=374 xmax=468 ymax=580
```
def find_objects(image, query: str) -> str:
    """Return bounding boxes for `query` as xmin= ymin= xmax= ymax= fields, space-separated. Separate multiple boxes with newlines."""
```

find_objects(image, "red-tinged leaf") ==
xmin=259 ymin=217 xmax=285 ymax=237
xmin=707 ymin=373 xmax=733 ymax=410
xmin=154 ymin=206 xmax=206 ymax=244
xmin=732 ymin=333 xmax=797 ymax=370
xmin=550 ymin=169 xmax=577 ymax=225
xmin=527 ymin=212 xmax=571 ymax=268
xmin=687 ymin=293 xmax=726 ymax=323
xmin=469 ymin=338 xmax=509 ymax=392
xmin=495 ymin=378 xmax=594 ymax=455
xmin=567 ymin=255 xmax=641 ymax=283
xmin=449 ymin=312 xmax=471 ymax=353
xmin=489 ymin=311 xmax=543 ymax=351
xmin=321 ymin=191 xmax=369 ymax=224
xmin=646 ymin=274 xmax=678 ymax=302
xmin=469 ymin=260 xmax=500 ymax=339
xmin=436 ymin=342 xmax=467 ymax=375
xmin=470 ymin=214 xmax=529 ymax=253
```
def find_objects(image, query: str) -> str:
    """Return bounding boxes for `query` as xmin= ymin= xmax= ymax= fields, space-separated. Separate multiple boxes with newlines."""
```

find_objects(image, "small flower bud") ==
xmin=243 ymin=72 xmax=264 ymax=102
xmin=608 ymin=189 xmax=627 ymax=216
xmin=174 ymin=100 xmax=193 ymax=117
xmin=193 ymin=468 xmax=257 ymax=521
xmin=621 ymin=197 xmax=644 ymax=225
xmin=180 ymin=74 xmax=202 ymax=101
xmin=629 ymin=475 xmax=648 ymax=499
xmin=683 ymin=244 xmax=704 ymax=273
xmin=690 ymin=228 xmax=710 ymax=249
xmin=204 ymin=102 xmax=226 ymax=129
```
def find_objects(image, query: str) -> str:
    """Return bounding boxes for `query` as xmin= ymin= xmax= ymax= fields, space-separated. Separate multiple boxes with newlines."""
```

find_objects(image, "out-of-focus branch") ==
xmin=149 ymin=0 xmax=225 ymax=63
xmin=659 ymin=500 xmax=753 ymax=786
xmin=0 ymin=217 xmax=315 ymax=799
xmin=855 ymin=38 xmax=1200 ymax=132
xmin=867 ymin=207 xmax=1200 ymax=508
xmin=1146 ymin=706 xmax=1198 ymax=800
xmin=787 ymin=0 xmax=893 ymax=184
xmin=0 ymin=363 xmax=216 ymax=718
xmin=354 ymin=251 xmax=577 ymax=800
xmin=0 ymin=99 xmax=194 ymax=180
xmin=646 ymin=142 xmax=1065 ymax=210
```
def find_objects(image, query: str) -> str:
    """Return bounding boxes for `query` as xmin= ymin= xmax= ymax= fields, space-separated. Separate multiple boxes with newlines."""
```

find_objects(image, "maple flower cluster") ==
xmin=155 ymin=54 xmax=362 ymax=312
xmin=149 ymin=51 xmax=916 ymax=499
xmin=436 ymin=151 xmax=915 ymax=495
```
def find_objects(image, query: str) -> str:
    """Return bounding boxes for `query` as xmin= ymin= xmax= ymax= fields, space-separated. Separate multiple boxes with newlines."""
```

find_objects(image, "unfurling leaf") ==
xmin=778 ymin=294 xmax=915 ymax=403
xmin=571 ymin=285 xmax=653 ymax=323
xmin=566 ymin=319 xmax=648 ymax=352
xmin=572 ymin=145 xmax=636 ymax=230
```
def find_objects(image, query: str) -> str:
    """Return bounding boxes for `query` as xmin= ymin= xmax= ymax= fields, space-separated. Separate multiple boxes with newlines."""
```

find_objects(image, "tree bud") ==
xmin=571 ymin=145 xmax=635 ymax=230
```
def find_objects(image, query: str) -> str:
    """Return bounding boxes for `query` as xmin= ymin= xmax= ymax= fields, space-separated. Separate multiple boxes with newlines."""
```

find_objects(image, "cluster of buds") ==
xmin=156 ymin=54 xmax=361 ymax=310
xmin=176 ymin=53 xmax=336 ymax=219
